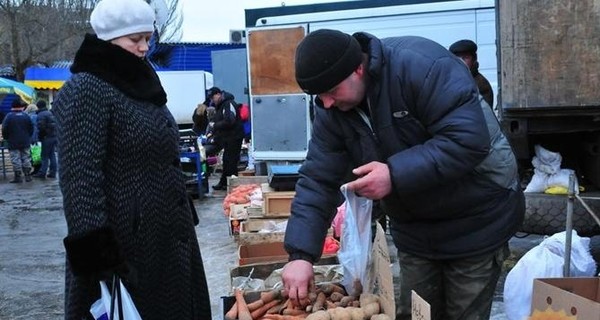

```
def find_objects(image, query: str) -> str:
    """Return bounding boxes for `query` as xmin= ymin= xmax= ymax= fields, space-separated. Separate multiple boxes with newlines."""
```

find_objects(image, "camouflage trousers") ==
xmin=396 ymin=244 xmax=509 ymax=320
xmin=9 ymin=148 xmax=32 ymax=173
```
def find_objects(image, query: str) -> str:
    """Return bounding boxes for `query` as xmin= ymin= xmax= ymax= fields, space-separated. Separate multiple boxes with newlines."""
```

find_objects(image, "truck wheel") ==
xmin=520 ymin=193 xmax=600 ymax=236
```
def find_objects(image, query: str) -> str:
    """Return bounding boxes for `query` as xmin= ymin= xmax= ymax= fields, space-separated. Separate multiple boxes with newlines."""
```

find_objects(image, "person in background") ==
xmin=205 ymin=86 xmax=244 ymax=190
xmin=52 ymin=0 xmax=212 ymax=319
xmin=24 ymin=104 xmax=39 ymax=144
xmin=281 ymin=29 xmax=524 ymax=320
xmin=1 ymin=97 xmax=33 ymax=183
xmin=33 ymin=100 xmax=58 ymax=179
xmin=24 ymin=103 xmax=41 ymax=175
xmin=449 ymin=39 xmax=494 ymax=108
xmin=192 ymin=100 xmax=209 ymax=135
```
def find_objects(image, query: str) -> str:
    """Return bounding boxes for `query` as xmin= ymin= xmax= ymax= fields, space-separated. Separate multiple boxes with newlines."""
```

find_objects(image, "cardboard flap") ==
xmin=532 ymin=278 xmax=600 ymax=319
xmin=365 ymin=222 xmax=396 ymax=318
xmin=412 ymin=290 xmax=431 ymax=320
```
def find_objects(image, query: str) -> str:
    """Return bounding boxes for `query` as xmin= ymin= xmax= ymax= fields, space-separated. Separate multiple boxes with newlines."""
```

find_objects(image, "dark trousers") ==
xmin=217 ymin=137 xmax=243 ymax=186
xmin=396 ymin=244 xmax=509 ymax=320
xmin=38 ymin=137 xmax=58 ymax=176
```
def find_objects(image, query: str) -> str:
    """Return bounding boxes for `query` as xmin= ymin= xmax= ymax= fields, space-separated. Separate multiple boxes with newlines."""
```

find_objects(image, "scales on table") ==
xmin=267 ymin=164 xmax=301 ymax=191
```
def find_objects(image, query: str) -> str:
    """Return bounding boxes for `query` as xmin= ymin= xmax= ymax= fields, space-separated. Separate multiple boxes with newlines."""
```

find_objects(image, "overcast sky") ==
xmin=180 ymin=0 xmax=353 ymax=43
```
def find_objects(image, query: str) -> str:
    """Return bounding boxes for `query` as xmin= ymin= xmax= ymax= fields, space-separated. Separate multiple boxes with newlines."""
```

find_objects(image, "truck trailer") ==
xmin=497 ymin=0 xmax=600 ymax=235
xmin=244 ymin=0 xmax=600 ymax=235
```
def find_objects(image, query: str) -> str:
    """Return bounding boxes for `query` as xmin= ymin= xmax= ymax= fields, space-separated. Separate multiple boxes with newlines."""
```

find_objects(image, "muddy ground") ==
xmin=0 ymin=175 xmax=598 ymax=320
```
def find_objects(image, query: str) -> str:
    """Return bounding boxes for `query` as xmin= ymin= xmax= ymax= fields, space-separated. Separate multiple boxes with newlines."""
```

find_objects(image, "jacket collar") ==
xmin=70 ymin=34 xmax=167 ymax=106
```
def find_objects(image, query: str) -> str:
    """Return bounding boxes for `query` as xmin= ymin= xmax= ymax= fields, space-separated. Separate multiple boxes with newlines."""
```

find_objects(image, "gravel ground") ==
xmin=0 ymin=175 xmax=598 ymax=320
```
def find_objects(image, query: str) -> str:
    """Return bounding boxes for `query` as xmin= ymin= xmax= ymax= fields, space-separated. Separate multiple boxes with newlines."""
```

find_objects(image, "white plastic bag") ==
xmin=525 ymin=145 xmax=579 ymax=193
xmin=90 ymin=276 xmax=142 ymax=320
xmin=338 ymin=184 xmax=372 ymax=296
xmin=503 ymin=231 xmax=596 ymax=320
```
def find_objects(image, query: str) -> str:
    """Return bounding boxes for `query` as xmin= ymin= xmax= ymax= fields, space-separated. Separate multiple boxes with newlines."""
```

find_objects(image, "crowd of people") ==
xmin=1 ymin=0 xmax=525 ymax=319
xmin=1 ymin=98 xmax=58 ymax=183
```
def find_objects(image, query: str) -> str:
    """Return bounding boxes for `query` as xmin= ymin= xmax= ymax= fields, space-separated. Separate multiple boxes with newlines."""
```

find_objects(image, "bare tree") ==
xmin=0 ymin=0 xmax=183 ymax=81
xmin=151 ymin=0 xmax=183 ymax=43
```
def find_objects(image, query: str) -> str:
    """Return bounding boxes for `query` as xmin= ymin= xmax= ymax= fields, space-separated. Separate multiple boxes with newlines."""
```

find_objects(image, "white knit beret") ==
xmin=90 ymin=0 xmax=156 ymax=41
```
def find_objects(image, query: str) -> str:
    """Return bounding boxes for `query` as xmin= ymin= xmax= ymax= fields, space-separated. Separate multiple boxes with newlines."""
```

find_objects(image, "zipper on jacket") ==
xmin=356 ymin=99 xmax=380 ymax=144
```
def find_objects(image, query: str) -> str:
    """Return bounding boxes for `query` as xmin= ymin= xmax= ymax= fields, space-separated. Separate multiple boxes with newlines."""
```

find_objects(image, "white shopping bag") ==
xmin=337 ymin=184 xmax=373 ymax=296
xmin=90 ymin=276 xmax=142 ymax=320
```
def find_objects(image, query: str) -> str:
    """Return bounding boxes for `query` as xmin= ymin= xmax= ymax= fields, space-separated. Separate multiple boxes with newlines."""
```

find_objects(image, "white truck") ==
xmin=156 ymin=70 xmax=213 ymax=129
xmin=244 ymin=0 xmax=495 ymax=163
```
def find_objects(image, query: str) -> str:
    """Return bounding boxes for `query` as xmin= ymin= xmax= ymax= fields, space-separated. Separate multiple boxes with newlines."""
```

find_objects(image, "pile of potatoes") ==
xmin=305 ymin=282 xmax=391 ymax=320
xmin=225 ymin=282 xmax=392 ymax=320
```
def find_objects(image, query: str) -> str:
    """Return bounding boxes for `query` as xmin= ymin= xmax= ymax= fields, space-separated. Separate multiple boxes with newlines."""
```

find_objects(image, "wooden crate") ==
xmin=263 ymin=191 xmax=295 ymax=217
xmin=241 ymin=218 xmax=287 ymax=232
xmin=238 ymin=231 xmax=285 ymax=246
xmin=238 ymin=218 xmax=287 ymax=246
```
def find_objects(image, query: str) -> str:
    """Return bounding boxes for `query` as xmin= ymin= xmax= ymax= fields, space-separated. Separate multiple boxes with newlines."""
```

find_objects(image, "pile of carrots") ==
xmin=224 ymin=283 xmax=392 ymax=320
xmin=223 ymin=184 xmax=260 ymax=217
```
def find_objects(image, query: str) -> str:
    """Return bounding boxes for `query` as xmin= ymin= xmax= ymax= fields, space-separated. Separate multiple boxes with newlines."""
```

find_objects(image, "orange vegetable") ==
xmin=251 ymin=298 xmax=282 ymax=319
xmin=235 ymin=288 xmax=253 ymax=320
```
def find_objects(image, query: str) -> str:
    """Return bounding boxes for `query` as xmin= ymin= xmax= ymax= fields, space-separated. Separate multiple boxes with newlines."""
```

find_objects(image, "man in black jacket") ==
xmin=1 ymin=97 xmax=33 ymax=183
xmin=281 ymin=29 xmax=524 ymax=320
xmin=33 ymin=100 xmax=58 ymax=179
xmin=449 ymin=39 xmax=494 ymax=108
xmin=205 ymin=87 xmax=244 ymax=190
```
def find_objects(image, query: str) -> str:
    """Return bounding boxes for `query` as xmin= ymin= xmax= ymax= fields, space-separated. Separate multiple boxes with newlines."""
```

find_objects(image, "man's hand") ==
xmin=346 ymin=161 xmax=392 ymax=200
xmin=282 ymin=259 xmax=314 ymax=307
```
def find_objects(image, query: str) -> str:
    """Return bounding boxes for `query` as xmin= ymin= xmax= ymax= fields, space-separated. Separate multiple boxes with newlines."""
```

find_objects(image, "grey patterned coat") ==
xmin=53 ymin=34 xmax=211 ymax=320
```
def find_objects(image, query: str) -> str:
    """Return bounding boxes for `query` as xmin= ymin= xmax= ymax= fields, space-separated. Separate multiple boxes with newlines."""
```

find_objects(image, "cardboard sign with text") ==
xmin=365 ymin=222 xmax=396 ymax=318
xmin=412 ymin=290 xmax=431 ymax=320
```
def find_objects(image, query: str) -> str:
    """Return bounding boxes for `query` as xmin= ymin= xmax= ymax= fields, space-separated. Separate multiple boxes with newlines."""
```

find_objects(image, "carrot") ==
xmin=312 ymin=292 xmax=326 ymax=312
xmin=224 ymin=301 xmax=237 ymax=320
xmin=320 ymin=283 xmax=345 ymax=296
xmin=260 ymin=289 xmax=282 ymax=304
xmin=260 ymin=314 xmax=306 ymax=320
xmin=251 ymin=298 xmax=282 ymax=319
xmin=235 ymin=288 xmax=253 ymax=320
xmin=247 ymin=299 xmax=265 ymax=312
xmin=282 ymin=308 xmax=308 ymax=316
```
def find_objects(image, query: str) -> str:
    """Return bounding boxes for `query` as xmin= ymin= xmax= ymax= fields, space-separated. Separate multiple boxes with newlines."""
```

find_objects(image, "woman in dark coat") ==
xmin=52 ymin=0 xmax=211 ymax=319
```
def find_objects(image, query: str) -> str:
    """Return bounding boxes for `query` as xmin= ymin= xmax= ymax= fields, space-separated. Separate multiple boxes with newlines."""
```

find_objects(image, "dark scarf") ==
xmin=70 ymin=34 xmax=167 ymax=106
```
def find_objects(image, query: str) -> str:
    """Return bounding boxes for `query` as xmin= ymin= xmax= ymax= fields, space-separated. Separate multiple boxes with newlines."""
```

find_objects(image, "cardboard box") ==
xmin=227 ymin=175 xmax=268 ymax=193
xmin=241 ymin=218 xmax=287 ymax=233
xmin=238 ymin=241 xmax=288 ymax=266
xmin=229 ymin=203 xmax=249 ymax=220
xmin=262 ymin=191 xmax=295 ymax=217
xmin=531 ymin=277 xmax=600 ymax=319
xmin=229 ymin=255 xmax=340 ymax=288
xmin=237 ymin=218 xmax=287 ymax=245
xmin=228 ymin=217 xmax=245 ymax=236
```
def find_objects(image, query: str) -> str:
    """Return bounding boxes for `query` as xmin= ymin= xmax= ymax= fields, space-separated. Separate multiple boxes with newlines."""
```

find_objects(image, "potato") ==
xmin=362 ymin=302 xmax=380 ymax=318
xmin=370 ymin=314 xmax=392 ymax=320
xmin=306 ymin=310 xmax=331 ymax=320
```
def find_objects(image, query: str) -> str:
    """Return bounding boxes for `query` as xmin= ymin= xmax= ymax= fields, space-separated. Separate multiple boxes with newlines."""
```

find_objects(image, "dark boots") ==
xmin=10 ymin=171 xmax=23 ymax=183
xmin=24 ymin=168 xmax=32 ymax=182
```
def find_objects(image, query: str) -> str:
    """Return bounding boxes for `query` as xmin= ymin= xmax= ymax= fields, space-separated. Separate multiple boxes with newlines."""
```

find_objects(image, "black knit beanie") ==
xmin=295 ymin=29 xmax=363 ymax=94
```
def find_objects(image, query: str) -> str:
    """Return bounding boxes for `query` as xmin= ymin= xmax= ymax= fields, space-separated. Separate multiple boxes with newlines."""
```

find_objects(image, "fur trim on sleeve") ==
xmin=63 ymin=227 xmax=125 ymax=276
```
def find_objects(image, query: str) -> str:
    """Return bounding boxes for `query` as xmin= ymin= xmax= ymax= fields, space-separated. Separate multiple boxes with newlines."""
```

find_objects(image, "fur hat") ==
xmin=90 ymin=0 xmax=156 ymax=41
xmin=449 ymin=39 xmax=478 ymax=55
xmin=295 ymin=29 xmax=363 ymax=94
xmin=36 ymin=100 xmax=47 ymax=109
xmin=11 ymin=97 xmax=27 ymax=109
xmin=206 ymin=87 xmax=222 ymax=99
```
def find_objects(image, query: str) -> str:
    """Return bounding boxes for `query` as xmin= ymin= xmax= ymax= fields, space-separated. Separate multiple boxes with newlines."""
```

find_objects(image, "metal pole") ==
xmin=563 ymin=174 xmax=575 ymax=277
